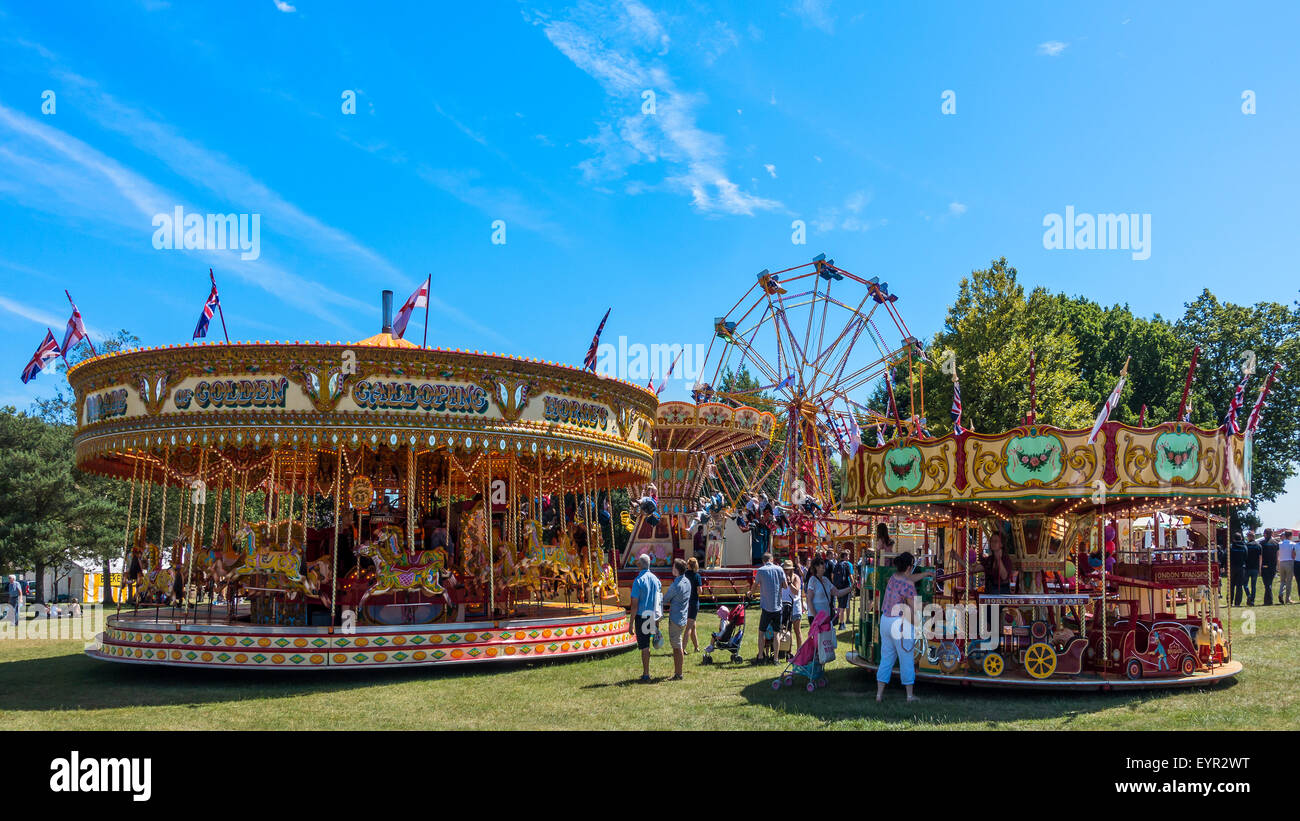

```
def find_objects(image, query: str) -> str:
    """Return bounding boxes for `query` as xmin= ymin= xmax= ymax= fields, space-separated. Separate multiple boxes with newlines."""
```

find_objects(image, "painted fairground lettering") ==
xmin=50 ymin=751 xmax=151 ymax=801
xmin=1041 ymin=206 xmax=1151 ymax=261
xmin=542 ymin=395 xmax=608 ymax=429
xmin=85 ymin=387 xmax=128 ymax=423
xmin=173 ymin=378 xmax=290 ymax=410
xmin=352 ymin=380 xmax=489 ymax=414
xmin=151 ymin=206 xmax=261 ymax=261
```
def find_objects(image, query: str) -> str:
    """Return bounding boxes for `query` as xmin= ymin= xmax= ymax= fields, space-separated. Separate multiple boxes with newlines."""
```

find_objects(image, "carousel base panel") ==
xmin=87 ymin=602 xmax=634 ymax=671
xmin=844 ymin=652 xmax=1242 ymax=691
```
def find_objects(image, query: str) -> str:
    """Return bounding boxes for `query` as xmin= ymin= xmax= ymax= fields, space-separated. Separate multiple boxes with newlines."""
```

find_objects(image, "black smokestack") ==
xmin=381 ymin=290 xmax=394 ymax=334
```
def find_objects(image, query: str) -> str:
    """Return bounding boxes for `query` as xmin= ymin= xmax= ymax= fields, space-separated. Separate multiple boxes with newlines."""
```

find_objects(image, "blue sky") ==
xmin=1 ymin=1 xmax=1297 ymax=524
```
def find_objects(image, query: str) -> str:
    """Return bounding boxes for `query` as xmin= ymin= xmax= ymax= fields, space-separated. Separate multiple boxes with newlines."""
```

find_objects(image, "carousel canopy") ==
xmin=66 ymin=329 xmax=658 ymax=488
xmin=842 ymin=421 xmax=1252 ymax=517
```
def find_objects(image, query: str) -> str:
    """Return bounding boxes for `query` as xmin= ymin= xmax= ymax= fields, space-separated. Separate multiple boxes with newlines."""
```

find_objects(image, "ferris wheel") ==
xmin=693 ymin=255 xmax=925 ymax=513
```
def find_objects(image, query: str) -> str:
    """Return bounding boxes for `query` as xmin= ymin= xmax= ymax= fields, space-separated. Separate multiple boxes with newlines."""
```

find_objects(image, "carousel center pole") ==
xmin=484 ymin=456 xmax=495 ymax=622
xmin=330 ymin=447 xmax=343 ymax=630
xmin=184 ymin=449 xmax=206 ymax=616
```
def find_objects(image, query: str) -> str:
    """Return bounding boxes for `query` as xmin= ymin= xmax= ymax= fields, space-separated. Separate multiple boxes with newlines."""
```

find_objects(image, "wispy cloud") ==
xmin=811 ymin=190 xmax=884 ymax=233
xmin=0 ymin=293 xmax=108 ymax=340
xmin=0 ymin=101 xmax=365 ymax=329
xmin=273 ymin=0 xmax=296 ymax=12
xmin=51 ymin=71 xmax=403 ymax=284
xmin=764 ymin=164 xmax=777 ymax=178
xmin=1038 ymin=40 xmax=1068 ymax=57
xmin=949 ymin=201 xmax=967 ymax=216
xmin=534 ymin=2 xmax=780 ymax=216
xmin=792 ymin=0 xmax=836 ymax=34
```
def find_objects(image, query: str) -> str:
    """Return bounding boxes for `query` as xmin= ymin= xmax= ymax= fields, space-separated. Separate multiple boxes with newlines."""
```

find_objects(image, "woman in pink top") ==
xmin=876 ymin=551 xmax=934 ymax=703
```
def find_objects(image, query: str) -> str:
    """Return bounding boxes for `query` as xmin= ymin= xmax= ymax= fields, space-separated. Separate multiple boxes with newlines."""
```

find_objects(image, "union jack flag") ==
xmin=584 ymin=308 xmax=611 ymax=372
xmin=651 ymin=348 xmax=685 ymax=396
xmin=21 ymin=329 xmax=61 ymax=384
xmin=1221 ymin=371 xmax=1250 ymax=434
xmin=951 ymin=379 xmax=965 ymax=435
xmin=192 ymin=284 xmax=220 ymax=339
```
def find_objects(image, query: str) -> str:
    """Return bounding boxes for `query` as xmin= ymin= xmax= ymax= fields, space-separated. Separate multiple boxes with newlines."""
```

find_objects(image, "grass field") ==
xmin=2 ymin=599 xmax=1297 ymax=730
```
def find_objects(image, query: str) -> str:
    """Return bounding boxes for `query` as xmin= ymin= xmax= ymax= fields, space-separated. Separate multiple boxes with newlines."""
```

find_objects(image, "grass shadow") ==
xmin=737 ymin=661 xmax=1240 ymax=728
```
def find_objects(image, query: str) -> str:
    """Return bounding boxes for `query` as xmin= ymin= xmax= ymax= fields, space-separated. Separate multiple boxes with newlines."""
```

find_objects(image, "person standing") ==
xmin=875 ymin=552 xmax=935 ymax=703
xmin=833 ymin=549 xmax=854 ymax=629
xmin=628 ymin=554 xmax=661 ymax=683
xmin=1228 ymin=532 xmax=1248 ymax=606
xmin=661 ymin=559 xmax=691 ymax=680
xmin=1260 ymin=528 xmax=1280 ymax=606
xmin=982 ymin=532 xmax=1014 ymax=594
xmin=4 ymin=575 xmax=22 ymax=625
xmin=782 ymin=560 xmax=804 ymax=652
xmin=1245 ymin=530 xmax=1262 ymax=606
xmin=804 ymin=557 xmax=851 ymax=628
xmin=747 ymin=552 xmax=788 ymax=663
xmin=683 ymin=557 xmax=702 ymax=653
xmin=1279 ymin=531 xmax=1297 ymax=605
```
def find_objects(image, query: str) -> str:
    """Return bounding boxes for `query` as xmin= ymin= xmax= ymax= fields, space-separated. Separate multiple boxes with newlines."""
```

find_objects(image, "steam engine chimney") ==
xmin=381 ymin=289 xmax=394 ymax=335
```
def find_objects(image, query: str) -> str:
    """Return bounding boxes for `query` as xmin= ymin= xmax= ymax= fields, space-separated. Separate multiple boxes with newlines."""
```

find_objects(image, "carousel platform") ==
xmin=845 ymin=652 xmax=1242 ymax=691
xmin=87 ymin=601 xmax=634 ymax=671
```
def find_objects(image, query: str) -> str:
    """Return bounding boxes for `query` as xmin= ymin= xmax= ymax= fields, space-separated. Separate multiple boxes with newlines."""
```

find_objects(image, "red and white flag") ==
xmin=1087 ymin=358 xmax=1130 ymax=444
xmin=392 ymin=276 xmax=430 ymax=339
xmin=60 ymin=290 xmax=93 ymax=361
xmin=21 ymin=329 xmax=61 ymax=384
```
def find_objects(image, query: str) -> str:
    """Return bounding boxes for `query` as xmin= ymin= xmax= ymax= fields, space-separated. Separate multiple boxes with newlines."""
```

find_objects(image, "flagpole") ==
xmin=422 ymin=274 xmax=431 ymax=349
xmin=1176 ymin=346 xmax=1200 ymax=422
xmin=210 ymin=269 xmax=230 ymax=344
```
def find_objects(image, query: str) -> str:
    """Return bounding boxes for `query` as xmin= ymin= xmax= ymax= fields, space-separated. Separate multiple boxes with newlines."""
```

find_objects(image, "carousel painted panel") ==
xmin=92 ymin=612 xmax=634 ymax=669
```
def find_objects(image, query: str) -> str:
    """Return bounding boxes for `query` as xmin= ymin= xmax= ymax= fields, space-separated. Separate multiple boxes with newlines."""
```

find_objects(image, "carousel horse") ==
xmin=139 ymin=539 xmax=187 ymax=605
xmin=201 ymin=521 xmax=242 ymax=600
xmin=119 ymin=524 xmax=149 ymax=602
xmin=225 ymin=525 xmax=310 ymax=597
xmin=356 ymin=541 xmax=446 ymax=612
xmin=304 ymin=552 xmax=334 ymax=604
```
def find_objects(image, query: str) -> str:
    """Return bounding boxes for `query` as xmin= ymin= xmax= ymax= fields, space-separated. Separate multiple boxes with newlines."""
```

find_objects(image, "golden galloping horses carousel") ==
xmin=74 ymin=293 xmax=655 ymax=670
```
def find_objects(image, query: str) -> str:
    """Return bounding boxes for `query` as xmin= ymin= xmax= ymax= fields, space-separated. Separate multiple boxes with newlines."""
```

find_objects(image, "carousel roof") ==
xmin=842 ymin=421 xmax=1252 ymax=517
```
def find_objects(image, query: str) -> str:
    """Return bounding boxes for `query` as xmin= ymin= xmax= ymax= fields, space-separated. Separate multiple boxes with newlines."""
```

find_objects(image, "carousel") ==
xmin=616 ymin=399 xmax=777 ymax=603
xmin=75 ymin=293 xmax=656 ymax=670
xmin=843 ymin=359 xmax=1262 ymax=690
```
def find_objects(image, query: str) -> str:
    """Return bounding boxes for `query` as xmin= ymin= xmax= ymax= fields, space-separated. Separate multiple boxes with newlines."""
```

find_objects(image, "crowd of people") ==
xmin=1224 ymin=527 xmax=1298 ymax=607
xmin=628 ymin=522 xmax=934 ymax=698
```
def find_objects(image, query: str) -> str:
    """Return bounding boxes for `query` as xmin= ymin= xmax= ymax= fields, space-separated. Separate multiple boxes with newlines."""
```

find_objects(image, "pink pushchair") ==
xmin=773 ymin=610 xmax=832 ymax=692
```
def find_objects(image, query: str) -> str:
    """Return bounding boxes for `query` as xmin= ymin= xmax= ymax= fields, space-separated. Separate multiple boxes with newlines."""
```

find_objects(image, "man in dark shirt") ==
xmin=1229 ymin=533 xmax=1248 ymax=606
xmin=1260 ymin=528 xmax=1280 ymax=606
xmin=1245 ymin=530 xmax=1262 ymax=606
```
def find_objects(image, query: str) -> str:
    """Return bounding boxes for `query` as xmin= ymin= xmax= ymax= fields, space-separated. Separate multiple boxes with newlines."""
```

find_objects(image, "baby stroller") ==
xmin=773 ymin=610 xmax=832 ymax=692
xmin=702 ymin=604 xmax=745 ymax=664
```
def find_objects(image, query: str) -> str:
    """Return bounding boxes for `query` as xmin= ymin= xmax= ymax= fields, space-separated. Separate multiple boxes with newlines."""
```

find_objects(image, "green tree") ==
xmin=888 ymin=258 xmax=1093 ymax=435
xmin=1174 ymin=291 xmax=1300 ymax=527
xmin=0 ymin=409 xmax=77 ymax=596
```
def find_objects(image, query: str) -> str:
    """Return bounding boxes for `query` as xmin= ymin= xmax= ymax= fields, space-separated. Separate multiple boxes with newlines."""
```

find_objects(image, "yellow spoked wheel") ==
xmin=1024 ymin=642 xmax=1057 ymax=679
xmin=982 ymin=652 xmax=1004 ymax=677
